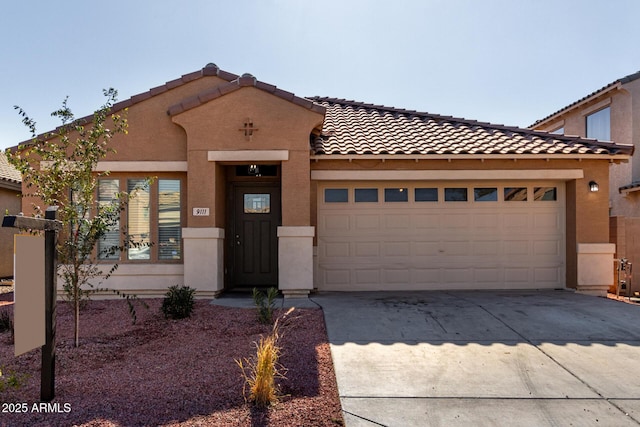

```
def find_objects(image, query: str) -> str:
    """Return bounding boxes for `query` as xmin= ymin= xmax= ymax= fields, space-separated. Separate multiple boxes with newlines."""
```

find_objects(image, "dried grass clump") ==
xmin=236 ymin=307 xmax=294 ymax=407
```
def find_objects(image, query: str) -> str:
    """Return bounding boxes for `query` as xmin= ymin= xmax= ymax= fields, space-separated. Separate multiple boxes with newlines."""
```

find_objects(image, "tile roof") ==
xmin=530 ymin=70 xmax=640 ymax=128
xmin=0 ymin=151 xmax=21 ymax=189
xmin=619 ymin=181 xmax=640 ymax=194
xmin=15 ymin=63 xmax=235 ymax=148
xmin=16 ymin=63 xmax=324 ymax=148
xmin=310 ymin=97 xmax=633 ymax=158
xmin=167 ymin=73 xmax=325 ymax=116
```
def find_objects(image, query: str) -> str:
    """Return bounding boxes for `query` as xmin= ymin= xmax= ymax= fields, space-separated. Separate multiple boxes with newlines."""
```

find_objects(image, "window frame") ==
xmin=585 ymin=106 xmax=611 ymax=141
xmin=96 ymin=173 xmax=185 ymax=263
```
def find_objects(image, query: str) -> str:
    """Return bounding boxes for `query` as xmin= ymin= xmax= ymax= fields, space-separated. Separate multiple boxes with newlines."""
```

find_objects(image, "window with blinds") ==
xmin=98 ymin=179 xmax=120 ymax=260
xmin=127 ymin=179 xmax=151 ymax=260
xmin=158 ymin=179 xmax=181 ymax=260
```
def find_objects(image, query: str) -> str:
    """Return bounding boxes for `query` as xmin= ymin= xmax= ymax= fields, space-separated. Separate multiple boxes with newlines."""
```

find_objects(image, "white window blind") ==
xmin=127 ymin=179 xmax=150 ymax=260
xmin=158 ymin=179 xmax=181 ymax=260
xmin=98 ymin=179 xmax=120 ymax=260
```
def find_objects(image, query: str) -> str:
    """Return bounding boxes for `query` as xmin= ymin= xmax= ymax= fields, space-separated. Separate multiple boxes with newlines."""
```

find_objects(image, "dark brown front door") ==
xmin=229 ymin=183 xmax=280 ymax=287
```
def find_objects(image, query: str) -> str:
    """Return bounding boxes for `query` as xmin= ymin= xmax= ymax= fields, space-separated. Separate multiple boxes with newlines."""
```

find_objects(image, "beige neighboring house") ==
xmin=13 ymin=64 xmax=633 ymax=297
xmin=0 ymin=151 xmax=22 ymax=278
xmin=531 ymin=71 xmax=640 ymax=293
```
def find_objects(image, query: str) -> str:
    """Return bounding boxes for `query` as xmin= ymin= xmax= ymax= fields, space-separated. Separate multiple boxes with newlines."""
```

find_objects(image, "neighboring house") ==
xmin=531 ymin=70 xmax=640 ymax=293
xmin=0 ymin=151 xmax=22 ymax=278
xmin=14 ymin=64 xmax=633 ymax=297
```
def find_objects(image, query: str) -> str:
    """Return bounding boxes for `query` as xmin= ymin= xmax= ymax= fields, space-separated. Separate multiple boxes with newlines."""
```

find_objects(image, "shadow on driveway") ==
xmin=312 ymin=290 xmax=640 ymax=426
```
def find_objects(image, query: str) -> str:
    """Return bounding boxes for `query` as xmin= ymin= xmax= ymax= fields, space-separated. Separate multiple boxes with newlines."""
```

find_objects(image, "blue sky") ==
xmin=2 ymin=0 xmax=640 ymax=149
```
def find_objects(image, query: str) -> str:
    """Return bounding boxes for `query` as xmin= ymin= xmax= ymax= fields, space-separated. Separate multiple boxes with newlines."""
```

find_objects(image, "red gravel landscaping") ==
xmin=0 ymin=297 xmax=344 ymax=426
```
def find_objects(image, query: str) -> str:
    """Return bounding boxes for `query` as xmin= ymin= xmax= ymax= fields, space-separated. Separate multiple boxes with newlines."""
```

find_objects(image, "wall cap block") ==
xmin=182 ymin=227 xmax=225 ymax=239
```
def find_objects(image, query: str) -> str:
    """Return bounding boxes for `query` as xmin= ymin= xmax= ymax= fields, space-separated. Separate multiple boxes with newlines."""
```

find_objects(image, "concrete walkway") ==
xmin=312 ymin=290 xmax=640 ymax=427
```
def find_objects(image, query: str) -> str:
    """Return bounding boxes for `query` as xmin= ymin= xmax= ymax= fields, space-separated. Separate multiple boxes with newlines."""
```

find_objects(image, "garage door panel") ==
xmin=474 ymin=213 xmax=501 ymax=228
xmin=384 ymin=242 xmax=411 ymax=256
xmin=473 ymin=241 xmax=500 ymax=256
xmin=317 ymin=182 xmax=565 ymax=290
xmin=385 ymin=214 xmax=411 ymax=229
xmin=323 ymin=241 xmax=350 ymax=258
xmin=355 ymin=242 xmax=380 ymax=257
xmin=504 ymin=240 xmax=531 ymax=255
xmin=414 ymin=241 xmax=440 ymax=256
xmin=534 ymin=240 xmax=561 ymax=256
xmin=323 ymin=269 xmax=351 ymax=286
xmin=534 ymin=267 xmax=562 ymax=284
xmin=322 ymin=214 xmax=350 ymax=232
xmin=414 ymin=214 xmax=440 ymax=229
xmin=444 ymin=268 xmax=473 ymax=283
xmin=475 ymin=268 xmax=501 ymax=283
xmin=503 ymin=212 xmax=530 ymax=228
xmin=355 ymin=269 xmax=379 ymax=284
xmin=505 ymin=268 xmax=532 ymax=283
xmin=355 ymin=215 xmax=379 ymax=230
xmin=443 ymin=213 xmax=471 ymax=228
xmin=443 ymin=241 xmax=471 ymax=255
xmin=534 ymin=212 xmax=562 ymax=230
xmin=413 ymin=269 xmax=441 ymax=284
xmin=384 ymin=269 xmax=411 ymax=283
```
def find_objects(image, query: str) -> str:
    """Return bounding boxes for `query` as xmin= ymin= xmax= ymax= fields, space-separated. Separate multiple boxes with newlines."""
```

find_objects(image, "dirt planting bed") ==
xmin=0 ymin=296 xmax=343 ymax=426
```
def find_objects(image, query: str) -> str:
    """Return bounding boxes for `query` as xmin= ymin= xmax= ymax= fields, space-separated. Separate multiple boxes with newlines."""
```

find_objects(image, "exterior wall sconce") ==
xmin=589 ymin=181 xmax=599 ymax=192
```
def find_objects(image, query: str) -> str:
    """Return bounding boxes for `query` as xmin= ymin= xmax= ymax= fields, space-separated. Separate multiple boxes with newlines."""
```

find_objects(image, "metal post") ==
xmin=41 ymin=206 xmax=58 ymax=402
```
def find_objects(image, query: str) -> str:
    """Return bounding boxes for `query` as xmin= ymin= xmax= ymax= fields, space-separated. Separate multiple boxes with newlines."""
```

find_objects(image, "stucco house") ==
xmin=531 ymin=70 xmax=640 ymax=292
xmin=0 ymin=151 xmax=22 ymax=278
xmin=15 ymin=63 xmax=633 ymax=297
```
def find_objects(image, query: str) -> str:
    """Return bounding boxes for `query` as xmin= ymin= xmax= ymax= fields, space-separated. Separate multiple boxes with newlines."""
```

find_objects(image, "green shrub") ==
xmin=0 ymin=367 xmax=27 ymax=392
xmin=252 ymin=287 xmax=279 ymax=324
xmin=161 ymin=285 xmax=196 ymax=319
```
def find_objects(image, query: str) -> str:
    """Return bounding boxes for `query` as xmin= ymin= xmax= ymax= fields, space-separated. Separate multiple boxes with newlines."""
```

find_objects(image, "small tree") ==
xmin=8 ymin=88 xmax=148 ymax=347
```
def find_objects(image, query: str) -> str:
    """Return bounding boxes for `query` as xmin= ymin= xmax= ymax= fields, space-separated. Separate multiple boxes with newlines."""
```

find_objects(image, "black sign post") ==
xmin=2 ymin=206 xmax=61 ymax=402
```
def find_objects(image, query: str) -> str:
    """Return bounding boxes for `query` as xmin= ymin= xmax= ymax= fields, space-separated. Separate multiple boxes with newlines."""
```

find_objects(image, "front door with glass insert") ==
xmin=229 ymin=184 xmax=280 ymax=287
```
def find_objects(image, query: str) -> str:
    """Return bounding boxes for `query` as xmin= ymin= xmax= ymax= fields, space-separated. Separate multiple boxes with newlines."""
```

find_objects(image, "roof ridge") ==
xmin=168 ymin=73 xmax=325 ymax=116
xmin=14 ymin=64 xmax=326 ymax=148
xmin=15 ymin=63 xmax=236 ymax=147
xmin=310 ymin=97 xmax=632 ymax=153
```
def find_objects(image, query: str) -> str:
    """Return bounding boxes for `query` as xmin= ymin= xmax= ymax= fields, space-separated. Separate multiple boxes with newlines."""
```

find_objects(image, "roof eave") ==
xmin=0 ymin=179 xmax=21 ymax=191
xmin=310 ymin=153 xmax=631 ymax=161
xmin=531 ymin=82 xmax=622 ymax=129
xmin=11 ymin=63 xmax=241 ymax=150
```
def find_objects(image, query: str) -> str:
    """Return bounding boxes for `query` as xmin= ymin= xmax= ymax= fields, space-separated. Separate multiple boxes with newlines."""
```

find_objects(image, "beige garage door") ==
xmin=317 ymin=181 xmax=565 ymax=291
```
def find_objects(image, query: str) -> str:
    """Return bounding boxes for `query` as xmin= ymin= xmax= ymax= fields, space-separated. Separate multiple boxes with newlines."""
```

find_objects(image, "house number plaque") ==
xmin=192 ymin=207 xmax=210 ymax=216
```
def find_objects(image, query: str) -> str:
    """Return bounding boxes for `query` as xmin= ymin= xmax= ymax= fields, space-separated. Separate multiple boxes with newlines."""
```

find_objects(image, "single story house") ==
xmin=0 ymin=151 xmax=22 ymax=278
xmin=16 ymin=63 xmax=634 ymax=297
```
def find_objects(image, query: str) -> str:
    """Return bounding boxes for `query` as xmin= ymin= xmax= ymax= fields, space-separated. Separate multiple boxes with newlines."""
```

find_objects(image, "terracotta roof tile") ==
xmin=0 ymin=151 xmax=21 ymax=186
xmin=310 ymin=97 xmax=633 ymax=158
xmin=167 ymin=74 xmax=325 ymax=117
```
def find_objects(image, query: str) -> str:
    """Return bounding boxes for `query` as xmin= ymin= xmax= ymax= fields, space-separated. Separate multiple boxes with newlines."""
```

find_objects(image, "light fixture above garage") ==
xmin=589 ymin=181 xmax=599 ymax=192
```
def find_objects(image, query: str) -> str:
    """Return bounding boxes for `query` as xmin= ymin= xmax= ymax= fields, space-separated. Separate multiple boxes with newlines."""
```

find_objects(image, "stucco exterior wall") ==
xmin=627 ymin=78 xmax=640 ymax=184
xmin=533 ymin=84 xmax=639 ymax=218
xmin=0 ymin=187 xmax=21 ymax=277
xmin=105 ymin=75 xmax=229 ymax=162
xmin=171 ymin=86 xmax=323 ymax=227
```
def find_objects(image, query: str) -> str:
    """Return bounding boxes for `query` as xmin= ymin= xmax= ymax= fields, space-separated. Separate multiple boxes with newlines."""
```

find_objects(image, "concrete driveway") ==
xmin=312 ymin=290 xmax=640 ymax=427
